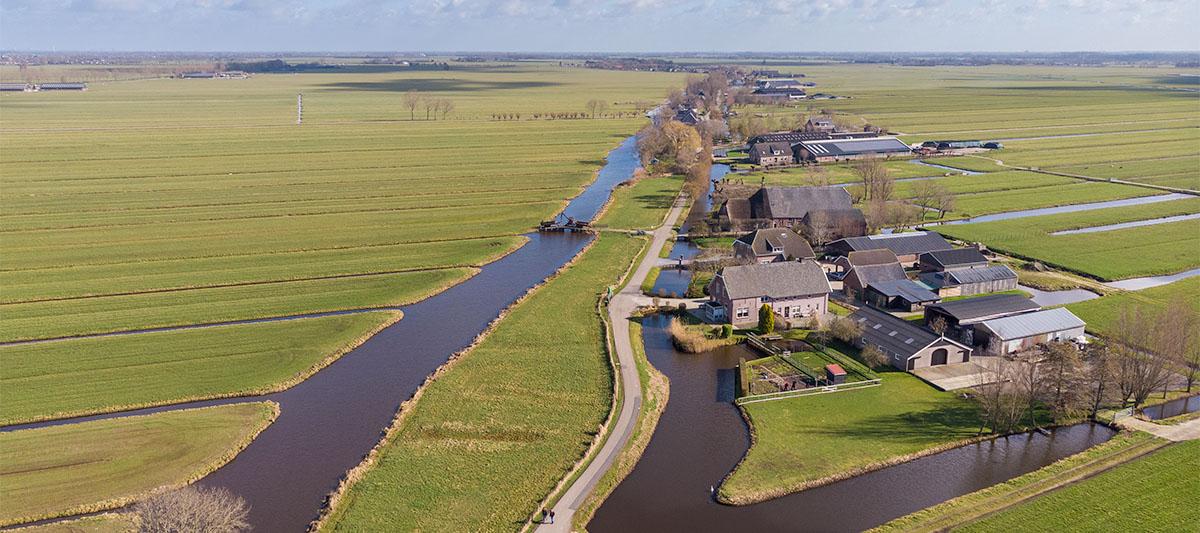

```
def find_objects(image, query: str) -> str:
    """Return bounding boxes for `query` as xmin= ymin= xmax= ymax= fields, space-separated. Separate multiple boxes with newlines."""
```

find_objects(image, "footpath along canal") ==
xmin=2 ymin=137 xmax=644 ymax=532
xmin=589 ymin=314 xmax=1116 ymax=532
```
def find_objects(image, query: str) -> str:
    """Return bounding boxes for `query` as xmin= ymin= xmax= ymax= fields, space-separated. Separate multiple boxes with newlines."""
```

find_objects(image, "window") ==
xmin=736 ymin=307 xmax=750 ymax=319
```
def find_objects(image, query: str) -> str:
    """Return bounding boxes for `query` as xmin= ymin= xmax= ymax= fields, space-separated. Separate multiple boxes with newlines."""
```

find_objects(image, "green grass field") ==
xmin=0 ymin=64 xmax=682 ymax=419
xmin=11 ymin=514 xmax=135 ymax=533
xmin=1068 ymin=277 xmax=1200 ymax=337
xmin=598 ymin=175 xmax=681 ymax=229
xmin=0 ymin=402 xmax=277 ymax=525
xmin=959 ymin=440 xmax=1200 ymax=533
xmin=935 ymin=197 xmax=1200 ymax=280
xmin=0 ymin=312 xmax=396 ymax=425
xmin=720 ymin=371 xmax=979 ymax=504
xmin=320 ymin=234 xmax=647 ymax=532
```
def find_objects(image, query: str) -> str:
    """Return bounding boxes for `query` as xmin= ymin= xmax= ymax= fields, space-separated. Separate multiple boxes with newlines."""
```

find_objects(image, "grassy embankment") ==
xmin=317 ymin=234 xmax=649 ymax=531
xmin=1 ymin=64 xmax=682 ymax=424
xmin=959 ymin=440 xmax=1200 ymax=532
xmin=935 ymin=197 xmax=1200 ymax=281
xmin=872 ymin=431 xmax=1168 ymax=532
xmin=10 ymin=514 xmax=135 ymax=533
xmin=601 ymin=175 xmax=682 ymax=230
xmin=719 ymin=370 xmax=979 ymax=504
xmin=0 ymin=402 xmax=278 ymax=526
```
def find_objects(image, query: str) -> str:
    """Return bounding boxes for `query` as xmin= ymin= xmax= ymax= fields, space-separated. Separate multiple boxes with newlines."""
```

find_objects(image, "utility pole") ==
xmin=297 ymin=93 xmax=303 ymax=125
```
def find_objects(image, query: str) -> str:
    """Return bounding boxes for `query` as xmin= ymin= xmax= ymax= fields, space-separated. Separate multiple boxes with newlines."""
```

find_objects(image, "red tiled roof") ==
xmin=825 ymin=363 xmax=846 ymax=375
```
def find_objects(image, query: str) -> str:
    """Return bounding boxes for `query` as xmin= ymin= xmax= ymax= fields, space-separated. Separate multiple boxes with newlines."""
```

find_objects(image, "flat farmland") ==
xmin=0 ymin=64 xmax=684 ymax=422
xmin=935 ymin=197 xmax=1200 ymax=280
xmin=1068 ymin=277 xmax=1200 ymax=337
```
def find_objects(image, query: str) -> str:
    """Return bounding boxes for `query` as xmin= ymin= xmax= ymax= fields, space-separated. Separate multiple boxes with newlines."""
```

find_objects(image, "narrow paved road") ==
xmin=536 ymin=194 xmax=688 ymax=532
xmin=1118 ymin=416 xmax=1200 ymax=441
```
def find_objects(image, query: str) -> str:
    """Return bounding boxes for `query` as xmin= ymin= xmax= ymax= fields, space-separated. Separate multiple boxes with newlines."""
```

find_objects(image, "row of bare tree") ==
xmin=402 ymin=90 xmax=454 ymax=120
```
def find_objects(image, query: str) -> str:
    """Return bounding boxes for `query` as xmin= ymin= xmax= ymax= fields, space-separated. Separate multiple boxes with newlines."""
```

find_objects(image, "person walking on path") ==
xmin=548 ymin=510 xmax=555 ymax=524
xmin=538 ymin=509 xmax=547 ymax=524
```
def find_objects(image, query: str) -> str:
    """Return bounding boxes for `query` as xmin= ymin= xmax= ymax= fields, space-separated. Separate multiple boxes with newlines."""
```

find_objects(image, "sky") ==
xmin=1 ymin=0 xmax=1198 ymax=53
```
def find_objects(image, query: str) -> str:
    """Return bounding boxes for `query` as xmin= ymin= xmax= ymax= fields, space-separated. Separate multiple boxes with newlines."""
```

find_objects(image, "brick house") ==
xmin=707 ymin=260 xmax=831 ymax=328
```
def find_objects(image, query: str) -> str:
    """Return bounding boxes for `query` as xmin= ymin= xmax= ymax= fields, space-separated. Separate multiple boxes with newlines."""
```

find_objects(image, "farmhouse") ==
xmin=977 ymin=308 xmax=1087 ymax=355
xmin=675 ymin=108 xmax=702 ymax=125
xmin=923 ymin=294 xmax=1041 ymax=347
xmin=803 ymin=117 xmax=837 ymax=132
xmin=720 ymin=186 xmax=860 ymax=232
xmin=833 ymin=249 xmax=907 ymax=298
xmin=827 ymin=232 xmax=953 ymax=268
xmin=707 ymin=260 xmax=831 ymax=328
xmin=918 ymin=248 xmax=989 ymax=272
xmin=733 ymin=228 xmax=815 ymax=264
xmin=795 ymin=137 xmax=912 ymax=163
xmin=851 ymin=307 xmax=972 ymax=370
xmin=749 ymin=142 xmax=795 ymax=166
xmin=864 ymin=279 xmax=941 ymax=311
xmin=919 ymin=265 xmax=1019 ymax=297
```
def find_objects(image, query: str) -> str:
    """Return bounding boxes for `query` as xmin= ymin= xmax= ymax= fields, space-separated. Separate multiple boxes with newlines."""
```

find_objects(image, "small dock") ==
xmin=538 ymin=218 xmax=593 ymax=233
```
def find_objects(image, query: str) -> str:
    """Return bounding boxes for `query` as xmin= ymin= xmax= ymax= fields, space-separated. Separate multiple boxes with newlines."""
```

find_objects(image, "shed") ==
xmin=865 ymin=279 xmax=941 ymax=312
xmin=978 ymin=308 xmax=1086 ymax=355
xmin=828 ymin=232 xmax=953 ymax=267
xmin=918 ymin=248 xmax=989 ymax=272
xmin=919 ymin=265 xmax=1018 ymax=297
xmin=825 ymin=364 xmax=847 ymax=384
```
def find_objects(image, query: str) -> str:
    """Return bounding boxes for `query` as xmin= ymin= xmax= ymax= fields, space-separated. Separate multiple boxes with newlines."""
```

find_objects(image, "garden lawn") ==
xmin=959 ymin=440 xmax=1200 ymax=533
xmin=935 ymin=197 xmax=1200 ymax=280
xmin=1068 ymin=277 xmax=1200 ymax=337
xmin=320 ymin=234 xmax=647 ymax=532
xmin=598 ymin=175 xmax=682 ymax=229
xmin=0 ymin=312 xmax=396 ymax=425
xmin=0 ymin=402 xmax=277 ymax=526
xmin=720 ymin=371 xmax=979 ymax=504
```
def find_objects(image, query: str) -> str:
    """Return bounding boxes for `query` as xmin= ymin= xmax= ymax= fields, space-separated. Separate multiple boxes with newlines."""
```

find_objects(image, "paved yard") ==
xmin=910 ymin=358 xmax=1003 ymax=391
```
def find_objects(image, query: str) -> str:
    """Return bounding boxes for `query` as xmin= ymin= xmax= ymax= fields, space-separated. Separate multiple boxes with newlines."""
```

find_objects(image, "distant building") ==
xmin=923 ymin=294 xmax=1041 ymax=347
xmin=675 ymin=108 xmax=702 ymax=125
xmin=752 ymin=87 xmax=807 ymax=100
xmin=35 ymin=83 xmax=87 ymax=91
xmin=747 ymin=131 xmax=832 ymax=145
xmin=851 ymin=307 xmax=972 ymax=370
xmin=720 ymin=186 xmax=858 ymax=232
xmin=180 ymin=71 xmax=218 ymax=79
xmin=749 ymin=142 xmax=795 ymax=166
xmin=803 ymin=117 xmax=837 ymax=132
xmin=0 ymin=83 xmax=31 ymax=92
xmin=707 ymin=260 xmax=831 ymax=328
xmin=919 ymin=265 xmax=1019 ymax=298
xmin=733 ymin=228 xmax=815 ymax=264
xmin=977 ymin=308 xmax=1086 ymax=355
xmin=827 ymin=232 xmax=953 ymax=268
xmin=795 ymin=137 xmax=913 ymax=163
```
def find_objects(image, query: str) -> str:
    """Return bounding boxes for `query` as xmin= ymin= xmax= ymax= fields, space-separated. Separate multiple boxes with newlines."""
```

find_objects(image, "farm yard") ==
xmin=0 ymin=64 xmax=684 ymax=426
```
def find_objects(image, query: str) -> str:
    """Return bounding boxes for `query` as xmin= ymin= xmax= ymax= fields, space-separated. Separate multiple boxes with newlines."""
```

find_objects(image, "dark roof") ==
xmin=675 ymin=109 xmax=701 ymax=124
xmin=867 ymin=279 xmax=941 ymax=304
xmin=735 ymin=228 xmax=815 ymax=260
xmin=714 ymin=260 xmax=830 ymax=300
xmin=748 ymin=131 xmax=831 ymax=145
xmin=803 ymin=208 xmax=867 ymax=229
xmin=799 ymin=137 xmax=912 ymax=157
xmin=751 ymin=187 xmax=853 ymax=220
xmin=925 ymin=294 xmax=1040 ymax=324
xmin=722 ymin=198 xmax=752 ymax=220
xmin=753 ymin=87 xmax=806 ymax=96
xmin=833 ymin=232 xmax=953 ymax=257
xmin=808 ymin=117 xmax=835 ymax=126
xmin=852 ymin=306 xmax=963 ymax=359
xmin=945 ymin=265 xmax=1018 ymax=285
xmin=853 ymin=262 xmax=907 ymax=287
xmin=920 ymin=248 xmax=988 ymax=269
xmin=750 ymin=142 xmax=793 ymax=158
xmin=846 ymin=249 xmax=899 ymax=267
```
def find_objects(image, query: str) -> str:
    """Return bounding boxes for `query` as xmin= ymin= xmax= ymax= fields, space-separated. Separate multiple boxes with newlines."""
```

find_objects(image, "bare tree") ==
xmin=1113 ymin=306 xmax=1174 ymax=407
xmin=135 ymin=486 xmax=249 ymax=533
xmin=1041 ymin=341 xmax=1085 ymax=422
xmin=800 ymin=210 xmax=835 ymax=247
xmin=585 ymin=99 xmax=608 ymax=118
xmin=402 ymin=90 xmax=421 ymax=121
xmin=1083 ymin=341 xmax=1116 ymax=420
xmin=973 ymin=358 xmax=1025 ymax=435
xmin=860 ymin=344 xmax=888 ymax=368
xmin=1013 ymin=351 xmax=1045 ymax=428
xmin=423 ymin=97 xmax=437 ymax=120
xmin=853 ymin=158 xmax=893 ymax=203
xmin=1157 ymin=294 xmax=1198 ymax=392
xmin=666 ymin=88 xmax=686 ymax=108
xmin=437 ymin=98 xmax=455 ymax=119
xmin=928 ymin=316 xmax=948 ymax=336
xmin=829 ymin=315 xmax=864 ymax=344
xmin=802 ymin=165 xmax=831 ymax=188
xmin=935 ymin=187 xmax=957 ymax=219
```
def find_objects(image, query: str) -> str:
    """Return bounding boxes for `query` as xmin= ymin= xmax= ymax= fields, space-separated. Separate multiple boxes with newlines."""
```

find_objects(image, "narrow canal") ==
xmin=589 ymin=315 xmax=1116 ymax=532
xmin=3 ymin=137 xmax=643 ymax=532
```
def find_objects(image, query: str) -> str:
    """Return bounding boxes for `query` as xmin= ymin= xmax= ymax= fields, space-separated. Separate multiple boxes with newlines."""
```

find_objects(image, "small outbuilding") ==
xmin=919 ymin=265 xmax=1019 ymax=297
xmin=864 ymin=279 xmax=941 ymax=311
xmin=825 ymin=364 xmax=847 ymax=384
xmin=828 ymin=232 xmax=953 ymax=268
xmin=918 ymin=248 xmax=989 ymax=272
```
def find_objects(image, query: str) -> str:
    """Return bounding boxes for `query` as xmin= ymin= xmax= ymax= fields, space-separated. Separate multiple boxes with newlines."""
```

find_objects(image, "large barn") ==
xmin=851 ymin=307 xmax=972 ymax=370
xmin=795 ymin=137 xmax=912 ymax=163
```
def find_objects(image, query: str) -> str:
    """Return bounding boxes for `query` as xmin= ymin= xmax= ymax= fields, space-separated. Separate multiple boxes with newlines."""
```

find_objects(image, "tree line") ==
xmin=402 ymin=90 xmax=455 ymax=120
